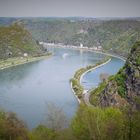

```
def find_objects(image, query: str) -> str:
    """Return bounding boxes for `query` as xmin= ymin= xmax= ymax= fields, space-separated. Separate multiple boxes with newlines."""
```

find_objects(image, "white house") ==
xmin=80 ymin=43 xmax=83 ymax=48
xmin=23 ymin=53 xmax=28 ymax=57
xmin=97 ymin=46 xmax=102 ymax=50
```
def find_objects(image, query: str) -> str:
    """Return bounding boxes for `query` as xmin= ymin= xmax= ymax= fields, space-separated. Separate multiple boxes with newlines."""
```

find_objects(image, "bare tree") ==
xmin=45 ymin=103 xmax=69 ymax=131
xmin=100 ymin=73 xmax=110 ymax=82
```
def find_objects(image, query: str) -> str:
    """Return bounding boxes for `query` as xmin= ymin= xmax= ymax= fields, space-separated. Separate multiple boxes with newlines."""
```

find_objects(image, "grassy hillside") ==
xmin=0 ymin=23 xmax=45 ymax=59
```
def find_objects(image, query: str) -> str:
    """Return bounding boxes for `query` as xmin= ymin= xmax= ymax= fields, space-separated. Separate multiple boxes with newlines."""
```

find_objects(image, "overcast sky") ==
xmin=0 ymin=0 xmax=140 ymax=17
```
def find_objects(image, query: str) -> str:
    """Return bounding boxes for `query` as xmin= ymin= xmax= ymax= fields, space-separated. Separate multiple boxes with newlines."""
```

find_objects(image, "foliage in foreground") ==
xmin=0 ymin=104 xmax=140 ymax=140
xmin=0 ymin=111 xmax=28 ymax=140
xmin=72 ymin=105 xmax=140 ymax=140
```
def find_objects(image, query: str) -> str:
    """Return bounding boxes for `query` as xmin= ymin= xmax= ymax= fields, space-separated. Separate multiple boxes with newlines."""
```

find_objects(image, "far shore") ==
xmin=0 ymin=53 xmax=52 ymax=70
xmin=41 ymin=42 xmax=126 ymax=61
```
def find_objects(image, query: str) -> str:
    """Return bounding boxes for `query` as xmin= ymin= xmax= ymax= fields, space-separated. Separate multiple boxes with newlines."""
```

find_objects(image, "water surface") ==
xmin=81 ymin=57 xmax=125 ymax=90
xmin=0 ymin=47 xmax=107 ymax=128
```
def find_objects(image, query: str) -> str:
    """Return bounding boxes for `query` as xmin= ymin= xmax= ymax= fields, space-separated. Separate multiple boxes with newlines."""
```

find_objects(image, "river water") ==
xmin=0 ymin=47 xmax=124 ymax=128
xmin=81 ymin=57 xmax=125 ymax=90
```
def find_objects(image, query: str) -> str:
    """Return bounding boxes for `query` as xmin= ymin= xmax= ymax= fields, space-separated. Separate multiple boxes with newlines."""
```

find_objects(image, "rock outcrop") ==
xmin=99 ymin=41 xmax=140 ymax=108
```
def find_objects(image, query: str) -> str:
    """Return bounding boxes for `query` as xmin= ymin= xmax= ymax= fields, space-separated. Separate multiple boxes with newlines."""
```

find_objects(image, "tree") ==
xmin=100 ymin=73 xmax=110 ymax=82
xmin=44 ymin=103 xmax=69 ymax=131
xmin=0 ymin=111 xmax=28 ymax=140
xmin=71 ymin=105 xmax=124 ymax=140
xmin=122 ymin=105 xmax=140 ymax=140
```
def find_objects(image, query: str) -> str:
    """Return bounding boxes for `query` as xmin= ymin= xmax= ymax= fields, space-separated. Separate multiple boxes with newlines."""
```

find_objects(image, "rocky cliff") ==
xmin=92 ymin=41 xmax=140 ymax=108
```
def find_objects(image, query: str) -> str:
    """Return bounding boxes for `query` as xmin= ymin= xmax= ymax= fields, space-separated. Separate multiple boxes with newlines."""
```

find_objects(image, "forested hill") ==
xmin=90 ymin=41 xmax=140 ymax=109
xmin=0 ymin=17 xmax=140 ymax=56
xmin=0 ymin=23 xmax=45 ymax=59
xmin=17 ymin=17 xmax=140 ymax=57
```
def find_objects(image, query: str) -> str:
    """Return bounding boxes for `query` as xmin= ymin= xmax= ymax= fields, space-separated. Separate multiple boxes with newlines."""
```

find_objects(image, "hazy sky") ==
xmin=0 ymin=0 xmax=140 ymax=17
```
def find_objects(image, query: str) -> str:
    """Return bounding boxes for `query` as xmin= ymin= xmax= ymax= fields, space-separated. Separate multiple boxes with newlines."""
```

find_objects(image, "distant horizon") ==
xmin=0 ymin=0 xmax=140 ymax=17
xmin=0 ymin=16 xmax=140 ymax=19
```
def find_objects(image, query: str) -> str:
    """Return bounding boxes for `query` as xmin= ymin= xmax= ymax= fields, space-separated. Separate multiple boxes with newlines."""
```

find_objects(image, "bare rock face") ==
xmin=125 ymin=43 xmax=140 ymax=108
xmin=99 ymin=80 xmax=128 ymax=108
xmin=99 ymin=41 xmax=140 ymax=108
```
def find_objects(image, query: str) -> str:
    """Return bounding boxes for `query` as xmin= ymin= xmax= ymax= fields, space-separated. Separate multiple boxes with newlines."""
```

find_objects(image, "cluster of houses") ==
xmin=79 ymin=43 xmax=103 ymax=51
xmin=92 ymin=46 xmax=103 ymax=51
xmin=39 ymin=42 xmax=103 ymax=51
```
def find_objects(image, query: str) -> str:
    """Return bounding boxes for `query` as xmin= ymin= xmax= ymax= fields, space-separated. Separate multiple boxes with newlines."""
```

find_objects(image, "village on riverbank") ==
xmin=39 ymin=42 xmax=126 ymax=61
xmin=39 ymin=42 xmax=103 ymax=51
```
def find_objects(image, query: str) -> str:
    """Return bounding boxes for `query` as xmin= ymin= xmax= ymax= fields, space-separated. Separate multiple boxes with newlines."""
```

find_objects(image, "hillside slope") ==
xmin=90 ymin=41 xmax=140 ymax=109
xmin=18 ymin=18 xmax=140 ymax=56
xmin=0 ymin=23 xmax=45 ymax=59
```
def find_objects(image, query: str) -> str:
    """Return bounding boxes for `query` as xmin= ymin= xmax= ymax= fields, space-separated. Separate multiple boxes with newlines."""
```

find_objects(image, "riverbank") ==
xmin=70 ymin=57 xmax=111 ymax=104
xmin=0 ymin=53 xmax=52 ymax=70
xmin=41 ymin=42 xmax=126 ymax=61
xmin=43 ymin=42 xmax=126 ymax=104
xmin=80 ymin=58 xmax=111 ymax=85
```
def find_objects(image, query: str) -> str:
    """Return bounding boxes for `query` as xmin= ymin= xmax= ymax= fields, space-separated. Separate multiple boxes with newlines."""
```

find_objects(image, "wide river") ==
xmin=0 ymin=47 xmax=124 ymax=129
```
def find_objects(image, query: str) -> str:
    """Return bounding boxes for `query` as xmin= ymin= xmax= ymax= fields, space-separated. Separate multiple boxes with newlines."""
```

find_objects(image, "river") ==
xmin=81 ymin=57 xmax=125 ymax=90
xmin=0 ymin=47 xmax=124 ymax=128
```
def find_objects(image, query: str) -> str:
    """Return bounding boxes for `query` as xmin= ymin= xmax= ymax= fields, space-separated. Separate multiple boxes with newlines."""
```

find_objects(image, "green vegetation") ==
xmin=114 ymin=68 xmax=126 ymax=97
xmin=0 ymin=111 xmax=28 ymax=140
xmin=0 ymin=18 xmax=140 ymax=139
xmin=71 ymin=105 xmax=140 ymax=140
xmin=0 ymin=53 xmax=52 ymax=70
xmin=1 ymin=17 xmax=140 ymax=56
xmin=90 ymin=81 xmax=107 ymax=106
xmin=16 ymin=18 xmax=140 ymax=56
xmin=1 ymin=104 xmax=140 ymax=140
xmin=71 ymin=57 xmax=110 ymax=101
xmin=72 ymin=105 xmax=124 ymax=140
xmin=131 ymin=41 xmax=140 ymax=65
xmin=90 ymin=68 xmax=126 ymax=106
xmin=0 ymin=23 xmax=51 ymax=69
xmin=74 ymin=68 xmax=86 ymax=81
xmin=0 ymin=23 xmax=45 ymax=60
xmin=71 ymin=78 xmax=84 ymax=98
xmin=90 ymin=41 xmax=140 ymax=107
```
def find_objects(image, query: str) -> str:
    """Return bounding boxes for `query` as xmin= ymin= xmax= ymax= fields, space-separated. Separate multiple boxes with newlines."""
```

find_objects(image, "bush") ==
xmin=114 ymin=69 xmax=126 ymax=97
xmin=0 ymin=111 xmax=28 ymax=140
xmin=71 ymin=78 xmax=84 ymax=96
xmin=90 ymin=81 xmax=107 ymax=106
